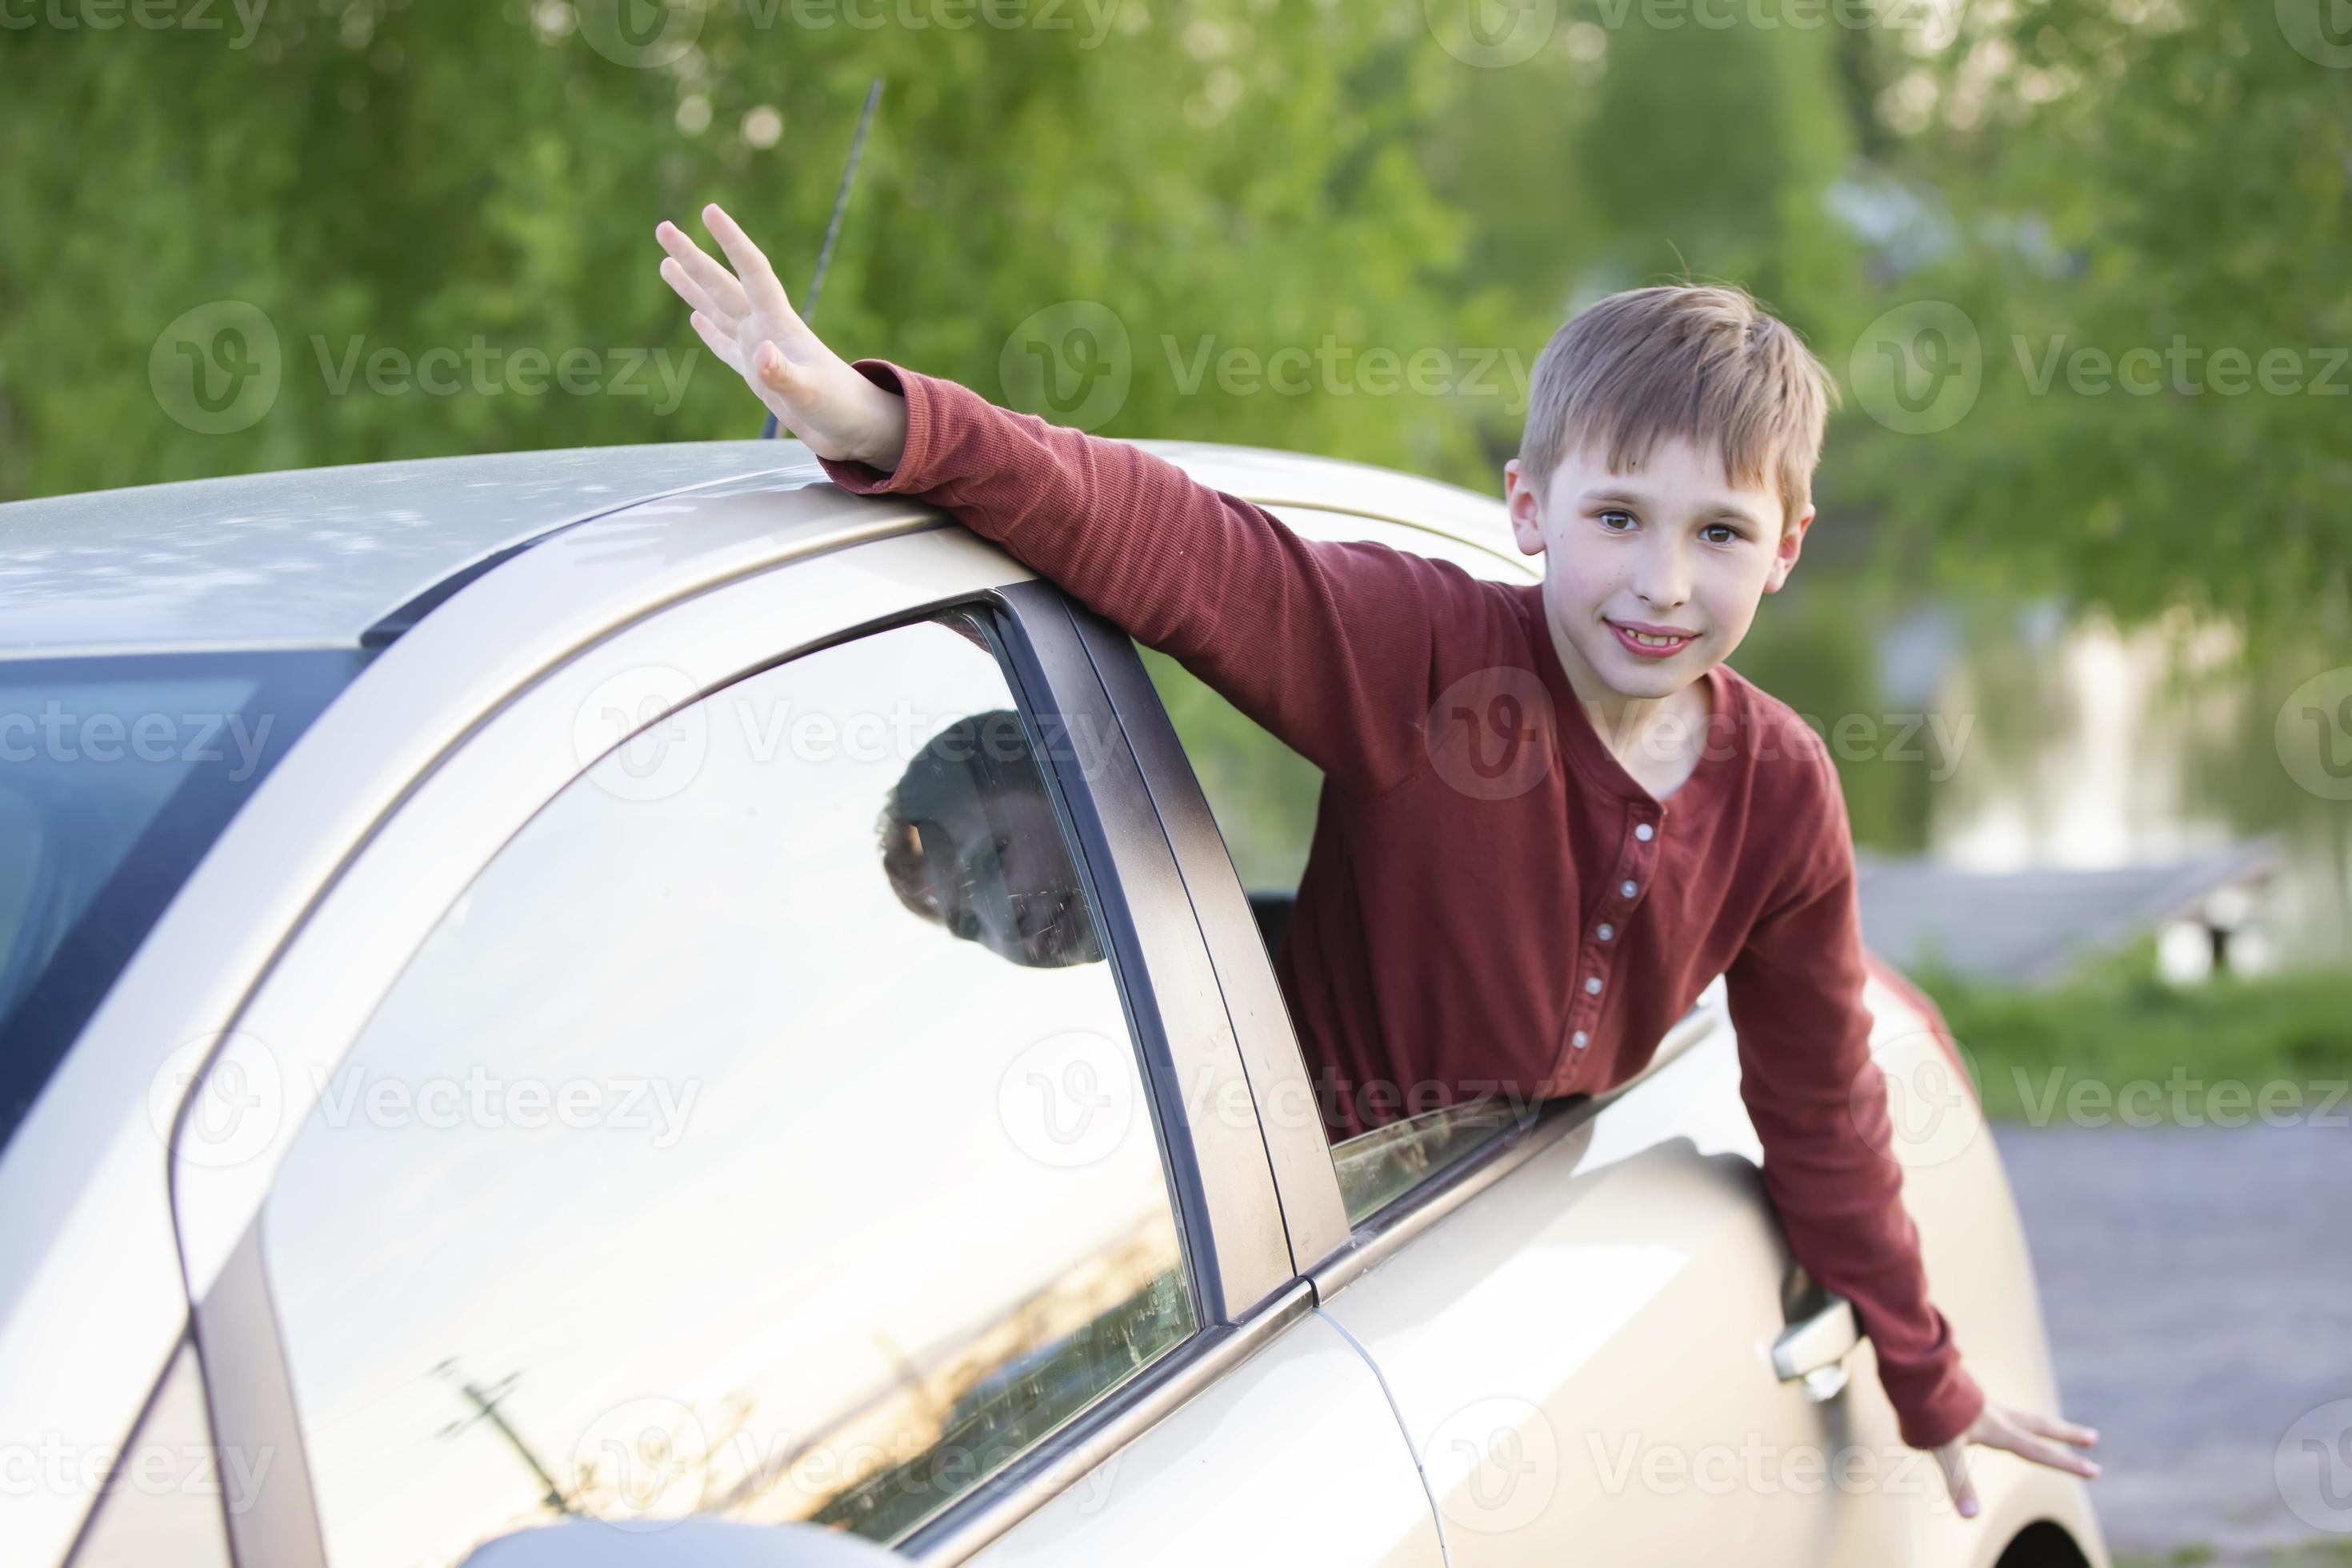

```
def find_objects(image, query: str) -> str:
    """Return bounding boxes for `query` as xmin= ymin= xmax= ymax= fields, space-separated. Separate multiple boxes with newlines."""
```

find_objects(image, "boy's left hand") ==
xmin=1932 ymin=1395 xmax=2102 ymax=1519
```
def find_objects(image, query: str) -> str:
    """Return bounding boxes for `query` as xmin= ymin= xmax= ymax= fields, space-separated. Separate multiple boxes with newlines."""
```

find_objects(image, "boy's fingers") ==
xmin=702 ymin=202 xmax=796 ymax=326
xmin=2002 ymin=1430 xmax=2102 ymax=1480
xmin=656 ymin=222 xmax=752 ymax=321
xmin=1933 ymin=1444 xmax=1980 ymax=1519
xmin=687 ymin=311 xmax=744 ymax=374
xmin=2016 ymin=1410 xmax=2099 ymax=1448
xmin=659 ymin=258 xmax=726 ymax=325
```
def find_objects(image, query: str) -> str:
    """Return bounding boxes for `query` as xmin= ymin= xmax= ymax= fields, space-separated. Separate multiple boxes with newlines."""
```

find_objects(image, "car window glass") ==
xmin=0 ymin=651 xmax=358 ymax=1154
xmin=258 ymin=610 xmax=1196 ymax=1566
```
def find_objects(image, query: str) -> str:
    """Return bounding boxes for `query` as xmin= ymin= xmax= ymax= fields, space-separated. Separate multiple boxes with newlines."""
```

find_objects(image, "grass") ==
xmin=2115 ymin=1543 xmax=2352 ymax=1568
xmin=1910 ymin=948 xmax=2352 ymax=1128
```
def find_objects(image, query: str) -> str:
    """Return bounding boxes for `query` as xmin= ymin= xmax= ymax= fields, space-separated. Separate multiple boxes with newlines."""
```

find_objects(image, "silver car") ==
xmin=0 ymin=440 xmax=2107 ymax=1568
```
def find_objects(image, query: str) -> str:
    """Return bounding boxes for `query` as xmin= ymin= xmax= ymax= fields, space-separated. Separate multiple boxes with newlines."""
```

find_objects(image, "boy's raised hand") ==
xmin=654 ymin=202 xmax=908 ymax=471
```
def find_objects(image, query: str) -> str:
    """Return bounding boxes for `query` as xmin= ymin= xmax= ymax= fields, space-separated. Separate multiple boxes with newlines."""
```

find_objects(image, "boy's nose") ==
xmin=1634 ymin=546 xmax=1692 ymax=608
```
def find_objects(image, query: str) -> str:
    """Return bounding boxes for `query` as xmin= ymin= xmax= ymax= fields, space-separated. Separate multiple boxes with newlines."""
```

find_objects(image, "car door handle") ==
xmin=1771 ymin=1293 xmax=1859 ymax=1402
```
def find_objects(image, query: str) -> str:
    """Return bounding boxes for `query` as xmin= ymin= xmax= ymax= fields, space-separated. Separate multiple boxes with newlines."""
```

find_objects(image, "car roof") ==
xmin=0 ymin=437 xmax=1514 ymax=658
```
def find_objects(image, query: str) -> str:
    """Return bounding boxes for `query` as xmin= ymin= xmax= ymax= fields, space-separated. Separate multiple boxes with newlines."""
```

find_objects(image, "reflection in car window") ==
xmin=1331 ymin=1097 xmax=1534 ymax=1226
xmin=260 ymin=610 xmax=1194 ymax=1566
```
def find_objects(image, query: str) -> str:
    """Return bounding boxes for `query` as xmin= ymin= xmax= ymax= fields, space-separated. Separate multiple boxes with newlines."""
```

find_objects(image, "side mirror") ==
xmin=459 ymin=1519 xmax=914 ymax=1568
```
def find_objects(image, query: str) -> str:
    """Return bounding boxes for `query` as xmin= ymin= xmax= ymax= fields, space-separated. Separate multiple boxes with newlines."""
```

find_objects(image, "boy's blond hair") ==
xmin=1517 ymin=284 xmax=1839 ymax=534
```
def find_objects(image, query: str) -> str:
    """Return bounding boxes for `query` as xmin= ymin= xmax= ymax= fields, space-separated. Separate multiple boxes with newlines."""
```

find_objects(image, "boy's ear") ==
xmin=1504 ymin=458 xmax=1546 ymax=557
xmin=1763 ymin=503 xmax=1814 ymax=594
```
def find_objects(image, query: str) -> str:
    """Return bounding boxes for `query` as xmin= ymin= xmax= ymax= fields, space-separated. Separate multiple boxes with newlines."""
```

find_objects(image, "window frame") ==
xmin=168 ymin=533 xmax=1301 ymax=1568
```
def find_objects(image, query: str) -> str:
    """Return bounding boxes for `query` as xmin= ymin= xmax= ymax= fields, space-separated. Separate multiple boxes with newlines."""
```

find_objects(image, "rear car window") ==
xmin=0 ymin=649 xmax=362 ymax=1151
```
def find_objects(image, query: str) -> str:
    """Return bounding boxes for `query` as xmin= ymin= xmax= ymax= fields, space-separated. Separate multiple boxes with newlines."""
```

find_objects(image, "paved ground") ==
xmin=1992 ymin=1122 xmax=2352 ymax=1564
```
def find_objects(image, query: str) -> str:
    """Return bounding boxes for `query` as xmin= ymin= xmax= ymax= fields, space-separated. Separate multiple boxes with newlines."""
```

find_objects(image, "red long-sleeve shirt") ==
xmin=816 ymin=359 xmax=1988 ymax=1452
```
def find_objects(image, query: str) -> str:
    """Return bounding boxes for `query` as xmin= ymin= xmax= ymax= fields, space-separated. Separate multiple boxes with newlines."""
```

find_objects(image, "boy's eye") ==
xmin=1701 ymin=522 xmax=1742 ymax=545
xmin=1598 ymin=509 xmax=1635 ymax=531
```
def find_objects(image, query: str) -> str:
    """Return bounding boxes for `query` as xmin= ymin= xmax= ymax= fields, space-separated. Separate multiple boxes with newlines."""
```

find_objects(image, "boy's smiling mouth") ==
xmin=1606 ymin=618 xmax=1700 ymax=658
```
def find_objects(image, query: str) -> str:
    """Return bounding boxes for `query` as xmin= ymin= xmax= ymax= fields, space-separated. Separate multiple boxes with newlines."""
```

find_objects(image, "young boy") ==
xmin=654 ymin=202 xmax=2102 ymax=1518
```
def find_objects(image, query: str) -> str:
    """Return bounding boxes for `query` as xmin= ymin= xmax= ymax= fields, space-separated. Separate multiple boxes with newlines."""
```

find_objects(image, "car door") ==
xmin=1111 ymin=504 xmax=1923 ymax=1566
xmin=162 ymin=526 xmax=1442 ymax=1568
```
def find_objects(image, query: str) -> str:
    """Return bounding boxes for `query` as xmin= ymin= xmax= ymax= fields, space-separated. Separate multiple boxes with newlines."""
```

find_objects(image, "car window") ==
xmin=1140 ymin=511 xmax=1538 ymax=1222
xmin=258 ymin=610 xmax=1197 ymax=1566
xmin=0 ymin=650 xmax=360 ymax=1154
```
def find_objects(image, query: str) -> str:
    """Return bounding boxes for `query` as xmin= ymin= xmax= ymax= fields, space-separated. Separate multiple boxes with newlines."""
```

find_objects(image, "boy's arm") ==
xmin=1723 ymin=737 xmax=1986 ymax=1454
xmin=816 ymin=358 xmax=1463 ymax=793
xmin=654 ymin=203 xmax=1470 ymax=794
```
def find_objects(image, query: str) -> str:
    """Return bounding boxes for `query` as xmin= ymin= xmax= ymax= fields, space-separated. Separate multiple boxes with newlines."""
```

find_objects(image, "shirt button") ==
xmin=1597 ymin=922 xmax=1614 ymax=942
xmin=1634 ymin=823 xmax=1654 ymax=842
xmin=1572 ymin=1030 xmax=1590 ymax=1049
xmin=1584 ymin=976 xmax=1602 ymax=995
xmin=1621 ymin=879 xmax=1638 ymax=898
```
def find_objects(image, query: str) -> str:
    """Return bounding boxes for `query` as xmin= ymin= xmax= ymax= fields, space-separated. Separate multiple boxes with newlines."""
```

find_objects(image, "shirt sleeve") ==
xmin=813 ymin=358 xmax=1479 ymax=797
xmin=1723 ymin=732 xmax=1988 ymax=1451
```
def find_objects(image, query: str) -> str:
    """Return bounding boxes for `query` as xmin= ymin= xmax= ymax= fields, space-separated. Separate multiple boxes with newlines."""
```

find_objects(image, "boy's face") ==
xmin=1503 ymin=432 xmax=1812 ymax=708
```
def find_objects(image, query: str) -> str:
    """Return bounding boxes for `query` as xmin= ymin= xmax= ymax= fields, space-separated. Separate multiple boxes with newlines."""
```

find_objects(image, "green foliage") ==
xmin=1839 ymin=0 xmax=2352 ymax=638
xmin=1918 ymin=946 xmax=2352 ymax=1124
xmin=2 ymin=0 xmax=2337 ymax=640
xmin=0 ymin=0 xmax=1876 ymax=510
xmin=1137 ymin=641 xmax=1322 ymax=890
xmin=0 ymin=0 xmax=1534 ymax=497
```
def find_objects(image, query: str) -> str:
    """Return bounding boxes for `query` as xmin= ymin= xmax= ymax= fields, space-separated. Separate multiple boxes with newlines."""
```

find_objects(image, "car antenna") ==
xmin=762 ymin=77 xmax=882 ymax=441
